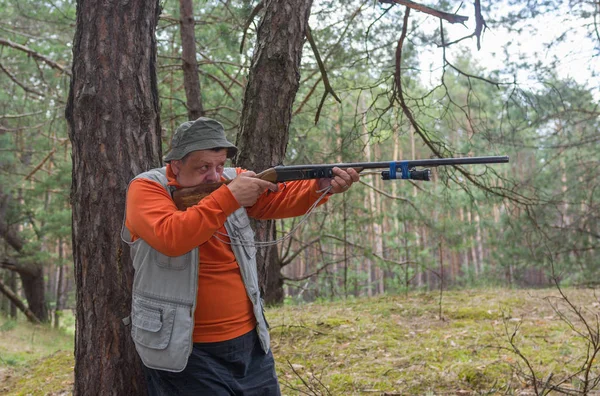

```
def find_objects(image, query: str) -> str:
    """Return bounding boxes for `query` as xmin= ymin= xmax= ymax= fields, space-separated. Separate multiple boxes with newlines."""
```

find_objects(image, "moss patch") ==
xmin=1 ymin=288 xmax=599 ymax=395
xmin=3 ymin=351 xmax=73 ymax=396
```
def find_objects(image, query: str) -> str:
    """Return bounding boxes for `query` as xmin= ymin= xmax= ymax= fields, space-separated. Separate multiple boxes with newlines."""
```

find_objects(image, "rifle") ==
xmin=172 ymin=156 xmax=509 ymax=210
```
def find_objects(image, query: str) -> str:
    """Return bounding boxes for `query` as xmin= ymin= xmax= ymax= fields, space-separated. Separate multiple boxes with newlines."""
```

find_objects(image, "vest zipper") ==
xmin=134 ymin=291 xmax=194 ymax=307
xmin=188 ymin=248 xmax=199 ymax=357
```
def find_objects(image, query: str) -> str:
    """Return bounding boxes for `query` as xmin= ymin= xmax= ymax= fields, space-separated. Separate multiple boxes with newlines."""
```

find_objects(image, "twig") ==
xmin=293 ymin=77 xmax=322 ymax=116
xmin=23 ymin=146 xmax=62 ymax=181
xmin=305 ymin=26 xmax=341 ymax=125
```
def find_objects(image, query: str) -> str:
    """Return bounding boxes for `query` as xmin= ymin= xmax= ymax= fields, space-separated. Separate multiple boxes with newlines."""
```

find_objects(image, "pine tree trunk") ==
xmin=20 ymin=269 xmax=48 ymax=322
xmin=66 ymin=0 xmax=162 ymax=394
xmin=179 ymin=0 xmax=204 ymax=119
xmin=236 ymin=0 xmax=313 ymax=304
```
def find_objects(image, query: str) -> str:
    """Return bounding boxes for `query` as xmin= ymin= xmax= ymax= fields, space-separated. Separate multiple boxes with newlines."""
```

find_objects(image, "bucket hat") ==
xmin=164 ymin=117 xmax=238 ymax=162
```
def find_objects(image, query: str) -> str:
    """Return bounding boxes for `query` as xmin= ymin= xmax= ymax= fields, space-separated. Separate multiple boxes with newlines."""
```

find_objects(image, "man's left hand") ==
xmin=317 ymin=167 xmax=360 ymax=194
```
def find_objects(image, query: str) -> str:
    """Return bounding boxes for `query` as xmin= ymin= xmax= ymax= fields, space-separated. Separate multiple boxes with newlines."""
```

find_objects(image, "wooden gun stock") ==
xmin=172 ymin=168 xmax=279 ymax=211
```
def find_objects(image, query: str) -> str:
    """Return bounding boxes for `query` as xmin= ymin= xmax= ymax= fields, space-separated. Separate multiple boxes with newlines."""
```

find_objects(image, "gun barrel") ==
xmin=174 ymin=156 xmax=510 ymax=209
xmin=274 ymin=156 xmax=508 ymax=171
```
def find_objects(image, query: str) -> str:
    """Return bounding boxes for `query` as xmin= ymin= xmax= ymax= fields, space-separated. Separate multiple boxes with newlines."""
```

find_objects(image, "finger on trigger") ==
xmin=240 ymin=171 xmax=256 ymax=177
xmin=257 ymin=179 xmax=278 ymax=192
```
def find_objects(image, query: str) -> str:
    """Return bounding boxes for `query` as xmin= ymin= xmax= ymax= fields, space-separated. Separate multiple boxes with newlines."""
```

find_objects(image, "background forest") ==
xmin=2 ymin=0 xmax=598 ymax=322
xmin=0 ymin=1 xmax=599 ymax=392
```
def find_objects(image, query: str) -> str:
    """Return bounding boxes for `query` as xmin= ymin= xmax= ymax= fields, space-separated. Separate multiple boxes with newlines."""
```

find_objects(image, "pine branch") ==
xmin=0 ymin=38 xmax=71 ymax=75
xmin=0 ymin=61 xmax=45 ymax=97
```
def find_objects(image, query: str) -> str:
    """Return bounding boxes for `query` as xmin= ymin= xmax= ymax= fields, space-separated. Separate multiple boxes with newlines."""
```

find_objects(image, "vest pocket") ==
xmin=131 ymin=299 xmax=176 ymax=350
xmin=153 ymin=250 xmax=190 ymax=270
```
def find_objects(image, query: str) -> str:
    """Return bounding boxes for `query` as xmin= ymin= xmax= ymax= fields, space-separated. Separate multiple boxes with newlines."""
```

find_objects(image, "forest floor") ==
xmin=1 ymin=288 xmax=599 ymax=395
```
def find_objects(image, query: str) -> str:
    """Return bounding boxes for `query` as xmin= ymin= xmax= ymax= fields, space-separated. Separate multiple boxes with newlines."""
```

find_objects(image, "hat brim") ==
xmin=164 ymin=142 xmax=237 ymax=162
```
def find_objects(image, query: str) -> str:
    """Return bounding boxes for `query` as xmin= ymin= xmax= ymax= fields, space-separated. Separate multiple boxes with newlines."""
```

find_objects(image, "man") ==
xmin=121 ymin=117 xmax=359 ymax=395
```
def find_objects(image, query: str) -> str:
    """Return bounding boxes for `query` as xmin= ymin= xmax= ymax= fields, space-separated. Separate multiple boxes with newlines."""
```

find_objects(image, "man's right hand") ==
xmin=227 ymin=171 xmax=278 ymax=207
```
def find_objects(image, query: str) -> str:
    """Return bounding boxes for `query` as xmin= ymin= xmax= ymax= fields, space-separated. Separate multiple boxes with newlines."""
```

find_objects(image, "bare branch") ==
xmin=0 ymin=61 xmax=45 ymax=97
xmin=322 ymin=234 xmax=413 ymax=267
xmin=305 ymin=26 xmax=341 ymax=124
xmin=379 ymin=0 xmax=468 ymax=24
xmin=473 ymin=0 xmax=487 ymax=50
xmin=0 ymin=109 xmax=47 ymax=120
xmin=240 ymin=1 xmax=264 ymax=54
xmin=0 ymin=38 xmax=71 ymax=76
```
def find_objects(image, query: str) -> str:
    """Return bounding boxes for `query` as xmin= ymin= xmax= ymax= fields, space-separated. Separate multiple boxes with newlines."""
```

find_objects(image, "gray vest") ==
xmin=121 ymin=167 xmax=270 ymax=372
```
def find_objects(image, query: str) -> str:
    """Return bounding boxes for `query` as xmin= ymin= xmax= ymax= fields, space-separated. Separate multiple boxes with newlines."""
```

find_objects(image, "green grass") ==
xmin=1 ymin=288 xmax=599 ymax=395
xmin=0 ymin=317 xmax=74 ymax=395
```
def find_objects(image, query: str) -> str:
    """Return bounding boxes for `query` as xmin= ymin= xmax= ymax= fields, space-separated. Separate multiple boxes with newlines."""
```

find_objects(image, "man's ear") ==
xmin=170 ymin=160 xmax=182 ymax=176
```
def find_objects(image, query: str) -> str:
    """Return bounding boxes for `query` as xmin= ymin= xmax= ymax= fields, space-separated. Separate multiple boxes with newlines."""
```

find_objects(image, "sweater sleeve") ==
xmin=246 ymin=178 xmax=330 ymax=220
xmin=125 ymin=178 xmax=241 ymax=256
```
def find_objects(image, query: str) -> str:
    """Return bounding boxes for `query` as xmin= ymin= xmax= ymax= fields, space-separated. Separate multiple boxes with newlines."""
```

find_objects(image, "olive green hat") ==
xmin=164 ymin=117 xmax=238 ymax=162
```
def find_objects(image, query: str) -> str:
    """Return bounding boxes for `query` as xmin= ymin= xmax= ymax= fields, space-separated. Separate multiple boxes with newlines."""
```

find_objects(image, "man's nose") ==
xmin=204 ymin=168 xmax=219 ymax=183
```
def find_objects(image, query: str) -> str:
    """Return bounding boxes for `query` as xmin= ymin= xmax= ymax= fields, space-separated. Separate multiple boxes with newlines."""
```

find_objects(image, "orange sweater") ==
xmin=125 ymin=165 xmax=328 ymax=343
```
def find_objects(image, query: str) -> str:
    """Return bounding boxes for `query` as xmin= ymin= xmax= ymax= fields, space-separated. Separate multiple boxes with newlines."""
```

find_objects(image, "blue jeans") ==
xmin=144 ymin=329 xmax=280 ymax=396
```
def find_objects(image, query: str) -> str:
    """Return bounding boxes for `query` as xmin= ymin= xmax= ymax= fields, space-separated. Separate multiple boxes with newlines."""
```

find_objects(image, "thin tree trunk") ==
xmin=467 ymin=209 xmax=479 ymax=276
xmin=9 ymin=271 xmax=17 ymax=318
xmin=179 ymin=0 xmax=204 ymax=119
xmin=54 ymin=240 xmax=67 ymax=329
xmin=363 ymin=120 xmax=373 ymax=297
xmin=1 ymin=272 xmax=9 ymax=316
xmin=235 ymin=0 xmax=314 ymax=304
xmin=475 ymin=212 xmax=484 ymax=275
xmin=66 ymin=0 xmax=162 ymax=394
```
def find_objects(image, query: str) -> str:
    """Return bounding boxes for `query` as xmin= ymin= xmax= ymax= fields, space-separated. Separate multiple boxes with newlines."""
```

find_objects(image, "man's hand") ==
xmin=227 ymin=171 xmax=278 ymax=207
xmin=317 ymin=167 xmax=360 ymax=194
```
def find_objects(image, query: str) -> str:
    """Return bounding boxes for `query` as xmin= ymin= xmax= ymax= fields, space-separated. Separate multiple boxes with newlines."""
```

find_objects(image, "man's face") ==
xmin=170 ymin=149 xmax=228 ymax=187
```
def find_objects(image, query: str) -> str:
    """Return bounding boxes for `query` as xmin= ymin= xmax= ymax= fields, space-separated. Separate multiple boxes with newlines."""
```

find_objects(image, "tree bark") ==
xmin=65 ymin=1 xmax=162 ymax=394
xmin=179 ymin=0 xmax=204 ymax=120
xmin=236 ymin=0 xmax=314 ymax=304
xmin=20 ymin=269 xmax=48 ymax=322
